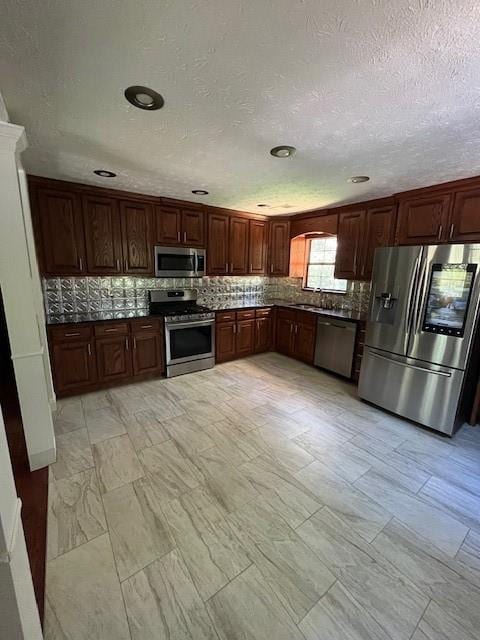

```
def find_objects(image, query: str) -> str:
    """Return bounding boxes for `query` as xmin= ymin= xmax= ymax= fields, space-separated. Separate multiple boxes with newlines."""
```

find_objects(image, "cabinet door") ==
xmin=248 ymin=220 xmax=267 ymax=274
xmin=275 ymin=317 xmax=294 ymax=356
xmin=236 ymin=319 xmax=255 ymax=357
xmin=156 ymin=206 xmax=181 ymax=244
xmin=255 ymin=317 xmax=272 ymax=353
xmin=132 ymin=332 xmax=163 ymax=376
xmin=269 ymin=221 xmax=290 ymax=276
xmin=362 ymin=206 xmax=396 ymax=280
xmin=182 ymin=209 xmax=205 ymax=247
xmin=120 ymin=201 xmax=153 ymax=274
xmin=83 ymin=195 xmax=122 ymax=274
xmin=335 ymin=210 xmax=366 ymax=280
xmin=207 ymin=213 xmax=230 ymax=275
xmin=51 ymin=340 xmax=96 ymax=393
xmin=229 ymin=217 xmax=249 ymax=275
xmin=396 ymin=194 xmax=451 ymax=245
xmin=450 ymin=188 xmax=480 ymax=242
xmin=37 ymin=188 xmax=86 ymax=275
xmin=294 ymin=323 xmax=316 ymax=364
xmin=215 ymin=322 xmax=237 ymax=362
xmin=96 ymin=335 xmax=132 ymax=382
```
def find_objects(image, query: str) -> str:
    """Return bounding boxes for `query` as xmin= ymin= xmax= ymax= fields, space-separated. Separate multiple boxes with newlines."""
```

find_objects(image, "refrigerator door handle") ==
xmin=405 ymin=255 xmax=421 ymax=345
xmin=370 ymin=351 xmax=451 ymax=377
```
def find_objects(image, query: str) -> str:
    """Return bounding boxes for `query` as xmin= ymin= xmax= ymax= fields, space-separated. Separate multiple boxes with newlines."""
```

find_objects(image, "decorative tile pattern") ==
xmin=43 ymin=274 xmax=370 ymax=321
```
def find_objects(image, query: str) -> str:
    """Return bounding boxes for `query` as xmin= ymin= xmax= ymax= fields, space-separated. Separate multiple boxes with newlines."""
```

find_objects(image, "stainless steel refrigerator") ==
xmin=358 ymin=243 xmax=480 ymax=435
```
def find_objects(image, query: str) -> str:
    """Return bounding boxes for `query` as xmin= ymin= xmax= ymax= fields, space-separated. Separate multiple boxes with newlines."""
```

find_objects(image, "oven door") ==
xmin=165 ymin=319 xmax=215 ymax=365
xmin=155 ymin=246 xmax=202 ymax=278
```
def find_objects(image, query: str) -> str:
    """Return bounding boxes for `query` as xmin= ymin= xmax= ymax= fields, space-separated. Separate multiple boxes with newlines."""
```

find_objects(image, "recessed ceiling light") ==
xmin=124 ymin=85 xmax=164 ymax=110
xmin=347 ymin=175 xmax=370 ymax=183
xmin=270 ymin=145 xmax=296 ymax=158
xmin=257 ymin=204 xmax=269 ymax=207
xmin=94 ymin=169 xmax=116 ymax=178
xmin=192 ymin=189 xmax=209 ymax=195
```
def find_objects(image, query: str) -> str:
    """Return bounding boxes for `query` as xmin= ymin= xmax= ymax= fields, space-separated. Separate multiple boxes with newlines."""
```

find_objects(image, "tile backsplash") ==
xmin=43 ymin=275 xmax=371 ymax=318
xmin=43 ymin=276 xmax=268 ymax=317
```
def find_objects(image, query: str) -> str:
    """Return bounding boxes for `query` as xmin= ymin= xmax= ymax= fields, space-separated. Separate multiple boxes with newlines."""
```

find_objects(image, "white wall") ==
xmin=0 ymin=117 xmax=56 ymax=470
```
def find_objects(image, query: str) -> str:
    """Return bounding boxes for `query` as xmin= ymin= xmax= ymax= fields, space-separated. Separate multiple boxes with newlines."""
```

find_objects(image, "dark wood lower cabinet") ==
xmin=215 ymin=321 xmax=237 ymax=363
xmin=236 ymin=319 xmax=255 ymax=357
xmin=51 ymin=340 xmax=96 ymax=394
xmin=216 ymin=308 xmax=272 ymax=363
xmin=96 ymin=335 xmax=132 ymax=382
xmin=255 ymin=316 xmax=272 ymax=353
xmin=132 ymin=331 xmax=164 ymax=376
xmin=275 ymin=308 xmax=316 ymax=364
xmin=294 ymin=322 xmax=316 ymax=364
xmin=48 ymin=319 xmax=163 ymax=396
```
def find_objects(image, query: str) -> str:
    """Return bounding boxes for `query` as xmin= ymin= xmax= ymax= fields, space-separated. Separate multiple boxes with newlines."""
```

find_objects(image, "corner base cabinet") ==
xmin=216 ymin=308 xmax=272 ymax=363
xmin=274 ymin=307 xmax=316 ymax=364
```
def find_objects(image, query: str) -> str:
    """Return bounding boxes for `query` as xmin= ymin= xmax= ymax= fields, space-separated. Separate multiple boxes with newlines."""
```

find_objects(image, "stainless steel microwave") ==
xmin=154 ymin=246 xmax=205 ymax=278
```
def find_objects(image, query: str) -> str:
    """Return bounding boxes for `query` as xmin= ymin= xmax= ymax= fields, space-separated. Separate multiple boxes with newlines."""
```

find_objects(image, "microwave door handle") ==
xmin=194 ymin=251 xmax=199 ymax=276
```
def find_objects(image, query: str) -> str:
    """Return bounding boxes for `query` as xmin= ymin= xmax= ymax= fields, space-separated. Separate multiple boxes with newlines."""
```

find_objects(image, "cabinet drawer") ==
xmin=237 ymin=310 xmax=255 ymax=320
xmin=131 ymin=319 xmax=161 ymax=334
xmin=94 ymin=322 xmax=129 ymax=337
xmin=216 ymin=311 xmax=237 ymax=323
xmin=49 ymin=325 xmax=92 ymax=342
xmin=277 ymin=307 xmax=296 ymax=321
xmin=255 ymin=307 xmax=272 ymax=318
xmin=296 ymin=310 xmax=316 ymax=326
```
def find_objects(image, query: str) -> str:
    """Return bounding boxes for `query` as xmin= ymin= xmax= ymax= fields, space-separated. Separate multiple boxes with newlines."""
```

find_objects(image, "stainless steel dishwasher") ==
xmin=314 ymin=317 xmax=357 ymax=377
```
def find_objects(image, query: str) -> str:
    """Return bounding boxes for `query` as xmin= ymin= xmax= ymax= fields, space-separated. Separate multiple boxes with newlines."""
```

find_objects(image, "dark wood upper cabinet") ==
xmin=335 ymin=210 xmax=366 ymax=280
xmin=229 ymin=217 xmax=249 ymax=275
xmin=362 ymin=205 xmax=396 ymax=280
xmin=396 ymin=194 xmax=451 ymax=245
xmin=156 ymin=206 xmax=181 ymax=244
xmin=269 ymin=220 xmax=290 ymax=276
xmin=119 ymin=200 xmax=153 ymax=274
xmin=182 ymin=209 xmax=205 ymax=247
xmin=207 ymin=212 xmax=230 ymax=275
xmin=249 ymin=220 xmax=267 ymax=274
xmin=82 ymin=195 xmax=122 ymax=274
xmin=37 ymin=188 xmax=86 ymax=275
xmin=450 ymin=188 xmax=480 ymax=242
xmin=155 ymin=206 xmax=204 ymax=247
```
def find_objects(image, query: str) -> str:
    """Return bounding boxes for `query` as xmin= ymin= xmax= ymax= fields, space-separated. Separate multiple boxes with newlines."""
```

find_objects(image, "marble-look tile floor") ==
xmin=44 ymin=353 xmax=480 ymax=640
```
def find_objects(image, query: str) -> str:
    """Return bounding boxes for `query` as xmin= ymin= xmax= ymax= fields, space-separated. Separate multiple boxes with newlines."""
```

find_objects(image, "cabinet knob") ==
xmin=79 ymin=257 xmax=83 ymax=271
xmin=125 ymin=337 xmax=129 ymax=351
xmin=183 ymin=231 xmax=187 ymax=243
xmin=177 ymin=231 xmax=181 ymax=242
xmin=133 ymin=337 xmax=137 ymax=349
xmin=449 ymin=223 xmax=455 ymax=239
xmin=116 ymin=259 xmax=120 ymax=271
xmin=437 ymin=224 xmax=443 ymax=240
xmin=87 ymin=343 xmax=92 ymax=356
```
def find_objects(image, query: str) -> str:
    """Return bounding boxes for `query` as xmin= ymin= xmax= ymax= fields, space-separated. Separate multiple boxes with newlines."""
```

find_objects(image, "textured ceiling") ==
xmin=1 ymin=0 xmax=480 ymax=214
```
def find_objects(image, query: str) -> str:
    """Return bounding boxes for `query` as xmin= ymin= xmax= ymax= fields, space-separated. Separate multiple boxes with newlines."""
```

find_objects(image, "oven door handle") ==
xmin=166 ymin=319 xmax=214 ymax=330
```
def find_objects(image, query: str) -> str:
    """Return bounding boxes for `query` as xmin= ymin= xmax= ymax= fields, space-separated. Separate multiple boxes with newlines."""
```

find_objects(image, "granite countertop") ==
xmin=46 ymin=300 xmax=365 ymax=325
xmin=208 ymin=301 xmax=275 ymax=311
xmin=267 ymin=299 xmax=366 ymax=323
xmin=46 ymin=309 xmax=153 ymax=325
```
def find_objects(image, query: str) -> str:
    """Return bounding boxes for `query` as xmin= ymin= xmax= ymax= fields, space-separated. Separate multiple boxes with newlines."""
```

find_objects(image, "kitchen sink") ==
xmin=290 ymin=303 xmax=321 ymax=310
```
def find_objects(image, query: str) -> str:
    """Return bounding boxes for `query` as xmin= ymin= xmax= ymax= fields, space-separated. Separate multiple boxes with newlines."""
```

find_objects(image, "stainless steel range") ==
xmin=149 ymin=289 xmax=215 ymax=378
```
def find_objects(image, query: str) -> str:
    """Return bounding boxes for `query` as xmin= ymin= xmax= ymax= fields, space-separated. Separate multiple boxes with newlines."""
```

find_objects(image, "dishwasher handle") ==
xmin=317 ymin=319 xmax=356 ymax=331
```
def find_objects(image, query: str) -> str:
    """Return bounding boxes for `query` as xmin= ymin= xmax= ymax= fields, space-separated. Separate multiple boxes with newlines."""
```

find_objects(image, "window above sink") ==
xmin=305 ymin=236 xmax=347 ymax=293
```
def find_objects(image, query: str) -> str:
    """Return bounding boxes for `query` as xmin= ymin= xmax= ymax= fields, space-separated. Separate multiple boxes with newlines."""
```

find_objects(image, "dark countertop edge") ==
xmin=46 ymin=301 xmax=365 ymax=326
